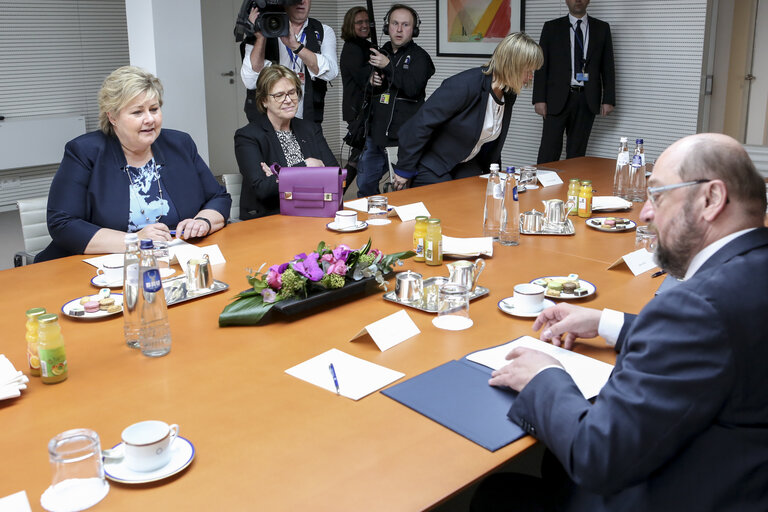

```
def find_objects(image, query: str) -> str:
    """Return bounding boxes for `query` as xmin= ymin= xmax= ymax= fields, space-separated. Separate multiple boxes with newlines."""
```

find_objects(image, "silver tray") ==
xmin=520 ymin=218 xmax=575 ymax=236
xmin=382 ymin=277 xmax=489 ymax=313
xmin=162 ymin=275 xmax=229 ymax=306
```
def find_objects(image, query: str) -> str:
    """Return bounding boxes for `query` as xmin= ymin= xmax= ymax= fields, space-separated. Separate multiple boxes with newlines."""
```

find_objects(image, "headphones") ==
xmin=383 ymin=4 xmax=420 ymax=37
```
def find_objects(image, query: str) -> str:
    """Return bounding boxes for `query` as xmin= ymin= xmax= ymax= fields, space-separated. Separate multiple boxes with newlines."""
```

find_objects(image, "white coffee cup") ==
xmin=121 ymin=420 xmax=179 ymax=472
xmin=96 ymin=265 xmax=123 ymax=286
xmin=513 ymin=283 xmax=546 ymax=313
xmin=335 ymin=210 xmax=357 ymax=228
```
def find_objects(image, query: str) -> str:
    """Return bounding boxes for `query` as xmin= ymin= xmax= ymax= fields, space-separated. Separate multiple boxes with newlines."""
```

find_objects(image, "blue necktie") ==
xmin=574 ymin=20 xmax=585 ymax=81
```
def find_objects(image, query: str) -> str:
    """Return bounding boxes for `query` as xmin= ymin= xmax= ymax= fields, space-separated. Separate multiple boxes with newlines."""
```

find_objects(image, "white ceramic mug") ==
xmin=121 ymin=420 xmax=179 ymax=472
xmin=96 ymin=265 xmax=123 ymax=286
xmin=513 ymin=283 xmax=546 ymax=313
xmin=334 ymin=210 xmax=357 ymax=228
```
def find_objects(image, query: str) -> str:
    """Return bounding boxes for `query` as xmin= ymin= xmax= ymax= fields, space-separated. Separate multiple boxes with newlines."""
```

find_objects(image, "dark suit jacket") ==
xmin=509 ymin=228 xmax=768 ymax=511
xmin=234 ymin=113 xmax=338 ymax=219
xmin=395 ymin=67 xmax=516 ymax=178
xmin=532 ymin=15 xmax=615 ymax=116
xmin=36 ymin=129 xmax=231 ymax=263
xmin=340 ymin=37 xmax=373 ymax=123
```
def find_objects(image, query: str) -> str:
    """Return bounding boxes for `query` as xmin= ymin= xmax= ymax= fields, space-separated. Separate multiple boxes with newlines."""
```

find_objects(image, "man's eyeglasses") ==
xmin=646 ymin=179 xmax=711 ymax=207
xmin=268 ymin=89 xmax=299 ymax=102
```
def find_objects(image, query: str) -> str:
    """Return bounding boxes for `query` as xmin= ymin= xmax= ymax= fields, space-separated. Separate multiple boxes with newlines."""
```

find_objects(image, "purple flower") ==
xmin=333 ymin=244 xmax=352 ymax=262
xmin=293 ymin=252 xmax=324 ymax=281
xmin=261 ymin=288 xmax=278 ymax=303
xmin=266 ymin=268 xmax=282 ymax=289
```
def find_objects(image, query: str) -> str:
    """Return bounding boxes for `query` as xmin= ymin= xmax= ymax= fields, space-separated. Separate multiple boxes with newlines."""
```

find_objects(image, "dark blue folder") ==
xmin=381 ymin=350 xmax=525 ymax=452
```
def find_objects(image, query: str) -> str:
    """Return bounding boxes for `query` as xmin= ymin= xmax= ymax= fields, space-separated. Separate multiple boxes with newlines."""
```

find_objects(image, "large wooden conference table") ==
xmin=0 ymin=157 xmax=660 ymax=511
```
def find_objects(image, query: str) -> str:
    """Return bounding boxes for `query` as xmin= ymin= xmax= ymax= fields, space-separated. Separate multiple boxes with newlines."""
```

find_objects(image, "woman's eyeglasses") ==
xmin=268 ymin=89 xmax=299 ymax=102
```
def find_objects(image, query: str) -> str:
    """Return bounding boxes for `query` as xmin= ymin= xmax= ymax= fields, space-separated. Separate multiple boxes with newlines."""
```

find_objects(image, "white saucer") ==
xmin=522 ymin=184 xmax=540 ymax=190
xmin=326 ymin=220 xmax=368 ymax=232
xmin=432 ymin=315 xmax=473 ymax=331
xmin=62 ymin=293 xmax=123 ymax=319
xmin=367 ymin=218 xmax=391 ymax=226
xmin=90 ymin=268 xmax=176 ymax=288
xmin=498 ymin=298 xmax=556 ymax=318
xmin=104 ymin=436 xmax=195 ymax=484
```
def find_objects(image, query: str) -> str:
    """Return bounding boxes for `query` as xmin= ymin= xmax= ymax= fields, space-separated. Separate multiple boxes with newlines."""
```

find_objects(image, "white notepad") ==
xmin=285 ymin=348 xmax=405 ymax=400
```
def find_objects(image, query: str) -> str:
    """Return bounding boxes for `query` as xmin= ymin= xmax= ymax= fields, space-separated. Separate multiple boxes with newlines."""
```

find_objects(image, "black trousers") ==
xmin=537 ymin=89 xmax=596 ymax=164
xmin=410 ymin=159 xmax=484 ymax=188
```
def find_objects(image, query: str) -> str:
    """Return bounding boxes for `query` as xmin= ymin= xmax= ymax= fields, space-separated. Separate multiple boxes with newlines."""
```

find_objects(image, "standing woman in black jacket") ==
xmin=339 ymin=6 xmax=373 ymax=188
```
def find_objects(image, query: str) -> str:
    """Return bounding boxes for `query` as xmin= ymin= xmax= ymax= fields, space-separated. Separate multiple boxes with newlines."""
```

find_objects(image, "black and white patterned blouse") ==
xmin=275 ymin=130 xmax=305 ymax=166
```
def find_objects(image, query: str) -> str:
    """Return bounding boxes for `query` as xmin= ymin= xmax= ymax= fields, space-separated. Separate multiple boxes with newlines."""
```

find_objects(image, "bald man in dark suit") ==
xmin=533 ymin=0 xmax=615 ymax=164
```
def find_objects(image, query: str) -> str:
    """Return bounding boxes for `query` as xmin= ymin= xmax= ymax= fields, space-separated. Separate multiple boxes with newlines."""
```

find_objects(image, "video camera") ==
xmin=234 ymin=0 xmax=300 ymax=41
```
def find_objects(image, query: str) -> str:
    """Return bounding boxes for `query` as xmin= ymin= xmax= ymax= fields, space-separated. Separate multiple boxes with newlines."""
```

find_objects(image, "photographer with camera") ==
xmin=240 ymin=0 xmax=337 ymax=125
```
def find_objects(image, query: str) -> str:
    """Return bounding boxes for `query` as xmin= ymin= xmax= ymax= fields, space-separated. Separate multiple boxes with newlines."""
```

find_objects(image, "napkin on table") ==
xmin=591 ymin=196 xmax=633 ymax=211
xmin=442 ymin=236 xmax=494 ymax=258
xmin=0 ymin=355 xmax=29 ymax=400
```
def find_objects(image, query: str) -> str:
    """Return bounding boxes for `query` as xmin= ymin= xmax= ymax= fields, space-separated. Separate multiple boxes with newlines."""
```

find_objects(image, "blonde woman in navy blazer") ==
xmin=393 ymin=33 xmax=542 ymax=189
xmin=37 ymin=66 xmax=230 ymax=262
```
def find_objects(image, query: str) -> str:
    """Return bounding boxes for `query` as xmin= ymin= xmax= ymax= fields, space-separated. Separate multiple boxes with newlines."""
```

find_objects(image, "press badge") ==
xmin=576 ymin=72 xmax=589 ymax=82
xmin=403 ymin=55 xmax=411 ymax=70
xmin=380 ymin=93 xmax=391 ymax=104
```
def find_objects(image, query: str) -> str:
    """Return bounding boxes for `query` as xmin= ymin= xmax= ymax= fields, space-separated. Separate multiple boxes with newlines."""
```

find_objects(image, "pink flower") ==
xmin=328 ymin=260 xmax=348 ymax=275
xmin=261 ymin=288 xmax=278 ymax=303
xmin=267 ymin=268 xmax=282 ymax=289
xmin=321 ymin=253 xmax=335 ymax=263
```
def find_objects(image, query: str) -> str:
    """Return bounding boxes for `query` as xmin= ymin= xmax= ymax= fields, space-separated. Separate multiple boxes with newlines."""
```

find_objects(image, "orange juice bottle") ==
xmin=37 ymin=313 xmax=68 ymax=384
xmin=567 ymin=179 xmax=581 ymax=216
xmin=25 ymin=307 xmax=46 ymax=377
xmin=578 ymin=180 xmax=593 ymax=218
xmin=413 ymin=216 xmax=428 ymax=262
xmin=425 ymin=218 xmax=443 ymax=266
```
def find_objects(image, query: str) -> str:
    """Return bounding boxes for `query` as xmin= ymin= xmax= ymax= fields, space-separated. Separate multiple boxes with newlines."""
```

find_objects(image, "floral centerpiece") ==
xmin=219 ymin=239 xmax=414 ymax=326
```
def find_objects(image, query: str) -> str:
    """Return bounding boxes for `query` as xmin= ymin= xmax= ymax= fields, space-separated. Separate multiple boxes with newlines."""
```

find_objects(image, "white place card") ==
xmin=172 ymin=244 xmax=226 ymax=272
xmin=342 ymin=198 xmax=369 ymax=212
xmin=285 ymin=348 xmax=405 ymax=400
xmin=466 ymin=335 xmax=614 ymax=399
xmin=608 ymin=248 xmax=658 ymax=276
xmin=83 ymin=253 xmax=124 ymax=269
xmin=351 ymin=310 xmax=420 ymax=351
xmin=393 ymin=202 xmax=430 ymax=222
xmin=536 ymin=170 xmax=564 ymax=187
xmin=0 ymin=490 xmax=32 ymax=512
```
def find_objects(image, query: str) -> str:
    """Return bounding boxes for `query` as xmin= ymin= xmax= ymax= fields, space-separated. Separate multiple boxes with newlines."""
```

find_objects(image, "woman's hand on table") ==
xmin=532 ymin=303 xmax=602 ymax=350
xmin=305 ymin=157 xmax=325 ymax=167
xmin=175 ymin=217 xmax=211 ymax=239
xmin=136 ymin=223 xmax=172 ymax=242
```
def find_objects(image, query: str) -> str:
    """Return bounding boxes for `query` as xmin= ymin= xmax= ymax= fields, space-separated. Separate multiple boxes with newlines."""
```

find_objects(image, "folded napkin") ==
xmin=592 ymin=196 xmax=633 ymax=211
xmin=442 ymin=236 xmax=494 ymax=258
xmin=0 ymin=355 xmax=29 ymax=401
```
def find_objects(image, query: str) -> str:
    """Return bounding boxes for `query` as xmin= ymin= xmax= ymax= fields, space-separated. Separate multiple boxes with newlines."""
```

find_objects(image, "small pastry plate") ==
xmin=326 ymin=220 xmax=368 ymax=232
xmin=90 ymin=268 xmax=176 ymax=289
xmin=62 ymin=293 xmax=123 ymax=319
xmin=530 ymin=276 xmax=596 ymax=300
xmin=586 ymin=217 xmax=636 ymax=232
xmin=383 ymin=278 xmax=489 ymax=313
xmin=498 ymin=297 xmax=556 ymax=318
xmin=104 ymin=436 xmax=195 ymax=484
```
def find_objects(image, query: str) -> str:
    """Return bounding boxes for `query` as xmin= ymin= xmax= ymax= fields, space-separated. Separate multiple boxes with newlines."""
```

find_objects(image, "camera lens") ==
xmin=266 ymin=16 xmax=281 ymax=31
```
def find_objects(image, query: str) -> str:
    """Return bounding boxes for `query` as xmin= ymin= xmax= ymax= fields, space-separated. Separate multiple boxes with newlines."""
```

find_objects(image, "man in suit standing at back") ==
xmin=533 ymin=0 xmax=615 ymax=164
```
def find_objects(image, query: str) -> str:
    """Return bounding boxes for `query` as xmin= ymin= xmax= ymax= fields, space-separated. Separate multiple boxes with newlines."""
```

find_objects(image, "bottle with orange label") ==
xmin=425 ymin=218 xmax=443 ymax=266
xmin=578 ymin=180 xmax=593 ymax=218
xmin=37 ymin=313 xmax=68 ymax=384
xmin=25 ymin=307 xmax=46 ymax=377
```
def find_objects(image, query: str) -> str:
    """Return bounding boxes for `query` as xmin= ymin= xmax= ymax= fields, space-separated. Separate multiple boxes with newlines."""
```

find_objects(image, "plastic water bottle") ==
xmin=613 ymin=137 xmax=630 ymax=199
xmin=482 ymin=163 xmax=504 ymax=240
xmin=628 ymin=139 xmax=647 ymax=202
xmin=123 ymin=234 xmax=141 ymax=348
xmin=138 ymin=239 xmax=172 ymax=357
xmin=499 ymin=169 xmax=519 ymax=246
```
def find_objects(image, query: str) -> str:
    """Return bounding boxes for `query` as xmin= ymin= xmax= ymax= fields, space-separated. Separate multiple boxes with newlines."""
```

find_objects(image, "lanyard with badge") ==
xmin=379 ymin=52 xmax=410 ymax=105
xmin=285 ymin=32 xmax=307 ymax=85
xmin=571 ymin=21 xmax=589 ymax=82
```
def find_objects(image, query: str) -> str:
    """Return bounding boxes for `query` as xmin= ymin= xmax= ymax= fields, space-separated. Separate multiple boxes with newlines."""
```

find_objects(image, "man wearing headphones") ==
xmin=356 ymin=4 xmax=434 ymax=198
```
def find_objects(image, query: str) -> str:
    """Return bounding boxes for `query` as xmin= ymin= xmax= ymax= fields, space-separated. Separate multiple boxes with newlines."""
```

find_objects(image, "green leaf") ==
xmin=218 ymin=295 xmax=276 ymax=326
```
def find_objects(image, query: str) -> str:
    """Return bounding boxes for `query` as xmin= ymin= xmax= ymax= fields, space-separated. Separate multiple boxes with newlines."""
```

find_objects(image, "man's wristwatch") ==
xmin=293 ymin=43 xmax=304 ymax=55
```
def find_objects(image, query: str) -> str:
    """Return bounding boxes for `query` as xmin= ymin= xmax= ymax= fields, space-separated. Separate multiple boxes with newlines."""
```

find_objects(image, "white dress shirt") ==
xmin=568 ymin=13 xmax=589 ymax=87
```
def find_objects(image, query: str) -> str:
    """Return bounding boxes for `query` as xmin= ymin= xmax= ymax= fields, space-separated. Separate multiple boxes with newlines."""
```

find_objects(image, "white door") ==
xmin=745 ymin=0 xmax=768 ymax=145
xmin=201 ymin=0 xmax=249 ymax=175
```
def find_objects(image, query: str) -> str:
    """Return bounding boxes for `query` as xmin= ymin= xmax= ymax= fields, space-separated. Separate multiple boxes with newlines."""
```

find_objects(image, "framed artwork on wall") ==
xmin=437 ymin=0 xmax=525 ymax=57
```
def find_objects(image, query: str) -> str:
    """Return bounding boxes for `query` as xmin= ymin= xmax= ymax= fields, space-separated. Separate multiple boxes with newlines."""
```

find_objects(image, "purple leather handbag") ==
xmin=277 ymin=166 xmax=348 ymax=218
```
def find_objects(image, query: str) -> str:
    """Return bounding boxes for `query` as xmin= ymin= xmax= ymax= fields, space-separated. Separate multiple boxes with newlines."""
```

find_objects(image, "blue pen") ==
xmin=328 ymin=363 xmax=340 ymax=395
xmin=170 ymin=230 xmax=176 ymax=236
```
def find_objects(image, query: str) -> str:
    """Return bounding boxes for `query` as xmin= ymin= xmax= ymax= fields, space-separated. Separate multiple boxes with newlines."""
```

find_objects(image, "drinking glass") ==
xmin=40 ymin=428 xmax=109 ymax=511
xmin=635 ymin=225 xmax=657 ymax=253
xmin=153 ymin=240 xmax=170 ymax=271
xmin=367 ymin=196 xmax=390 ymax=225
xmin=432 ymin=283 xmax=472 ymax=330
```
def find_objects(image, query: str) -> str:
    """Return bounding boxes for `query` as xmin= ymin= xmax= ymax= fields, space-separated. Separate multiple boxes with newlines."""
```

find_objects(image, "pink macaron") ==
xmin=84 ymin=301 xmax=100 ymax=313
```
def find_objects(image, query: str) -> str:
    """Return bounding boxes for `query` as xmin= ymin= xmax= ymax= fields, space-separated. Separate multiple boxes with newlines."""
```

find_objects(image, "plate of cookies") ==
xmin=530 ymin=275 xmax=596 ymax=300
xmin=585 ymin=217 xmax=636 ymax=232
xmin=62 ymin=288 xmax=123 ymax=319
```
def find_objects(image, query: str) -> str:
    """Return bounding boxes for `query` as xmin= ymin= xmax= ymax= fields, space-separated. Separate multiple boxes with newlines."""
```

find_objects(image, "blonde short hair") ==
xmin=98 ymin=66 xmax=164 ymax=136
xmin=484 ymin=32 xmax=543 ymax=95
xmin=254 ymin=65 xmax=303 ymax=114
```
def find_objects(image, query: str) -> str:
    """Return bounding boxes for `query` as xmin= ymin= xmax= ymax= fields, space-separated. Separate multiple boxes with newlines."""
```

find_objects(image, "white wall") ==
xmin=126 ymin=0 xmax=210 ymax=162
